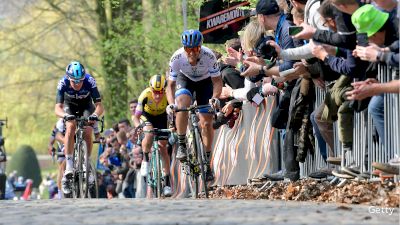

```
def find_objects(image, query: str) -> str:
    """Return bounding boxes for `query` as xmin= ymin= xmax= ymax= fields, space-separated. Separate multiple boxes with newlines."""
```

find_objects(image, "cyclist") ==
xmin=166 ymin=29 xmax=222 ymax=182
xmin=55 ymin=61 xmax=104 ymax=195
xmin=132 ymin=74 xmax=172 ymax=197
xmin=47 ymin=119 xmax=66 ymax=199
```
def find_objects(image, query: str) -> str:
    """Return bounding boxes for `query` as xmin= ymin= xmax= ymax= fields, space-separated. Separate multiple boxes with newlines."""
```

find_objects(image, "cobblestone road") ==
xmin=0 ymin=199 xmax=398 ymax=225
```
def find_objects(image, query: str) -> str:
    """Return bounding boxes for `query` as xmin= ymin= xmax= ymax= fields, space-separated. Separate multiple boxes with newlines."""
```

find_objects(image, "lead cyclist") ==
xmin=166 ymin=29 xmax=223 ymax=182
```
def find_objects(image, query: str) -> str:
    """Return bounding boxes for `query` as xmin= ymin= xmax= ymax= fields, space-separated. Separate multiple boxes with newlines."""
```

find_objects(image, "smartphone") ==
xmin=356 ymin=33 xmax=369 ymax=47
xmin=289 ymin=26 xmax=304 ymax=36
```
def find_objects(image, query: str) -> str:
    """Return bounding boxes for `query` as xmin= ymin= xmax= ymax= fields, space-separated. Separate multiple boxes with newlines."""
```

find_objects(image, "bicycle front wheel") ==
xmin=194 ymin=127 xmax=208 ymax=198
xmin=186 ymin=132 xmax=198 ymax=199
xmin=79 ymin=140 xmax=88 ymax=199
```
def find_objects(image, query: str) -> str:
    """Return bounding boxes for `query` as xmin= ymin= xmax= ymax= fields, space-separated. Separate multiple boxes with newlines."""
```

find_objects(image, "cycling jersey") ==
xmin=136 ymin=87 xmax=168 ymax=117
xmin=169 ymin=46 xmax=221 ymax=82
xmin=56 ymin=74 xmax=101 ymax=117
xmin=56 ymin=74 xmax=101 ymax=104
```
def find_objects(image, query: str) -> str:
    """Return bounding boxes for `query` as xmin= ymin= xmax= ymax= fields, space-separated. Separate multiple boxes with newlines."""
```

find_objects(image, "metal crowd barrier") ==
xmin=301 ymin=65 xmax=399 ymax=177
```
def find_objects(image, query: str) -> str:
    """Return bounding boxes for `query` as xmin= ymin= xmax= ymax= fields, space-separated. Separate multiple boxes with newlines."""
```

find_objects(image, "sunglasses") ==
xmin=184 ymin=46 xmax=201 ymax=53
xmin=152 ymin=90 xmax=164 ymax=95
xmin=69 ymin=77 xmax=84 ymax=84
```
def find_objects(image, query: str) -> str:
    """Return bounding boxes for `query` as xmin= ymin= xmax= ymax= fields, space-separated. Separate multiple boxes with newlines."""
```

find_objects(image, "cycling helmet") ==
xmin=149 ymin=74 xmax=167 ymax=92
xmin=66 ymin=61 xmax=85 ymax=82
xmin=181 ymin=29 xmax=203 ymax=48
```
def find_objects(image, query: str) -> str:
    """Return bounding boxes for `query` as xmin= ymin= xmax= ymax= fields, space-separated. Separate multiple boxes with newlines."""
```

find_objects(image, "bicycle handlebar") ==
xmin=174 ymin=104 xmax=215 ymax=113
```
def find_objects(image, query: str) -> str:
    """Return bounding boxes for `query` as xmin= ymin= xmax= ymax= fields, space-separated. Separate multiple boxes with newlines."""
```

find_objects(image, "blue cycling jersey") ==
xmin=56 ymin=74 xmax=101 ymax=104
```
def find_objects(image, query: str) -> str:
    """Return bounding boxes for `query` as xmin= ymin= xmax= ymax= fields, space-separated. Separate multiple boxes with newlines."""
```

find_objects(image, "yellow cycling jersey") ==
xmin=136 ymin=87 xmax=168 ymax=116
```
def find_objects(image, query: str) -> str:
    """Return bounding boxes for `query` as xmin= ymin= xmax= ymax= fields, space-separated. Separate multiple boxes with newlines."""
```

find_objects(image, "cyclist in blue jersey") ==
xmin=54 ymin=61 xmax=104 ymax=195
xmin=166 ymin=30 xmax=222 ymax=182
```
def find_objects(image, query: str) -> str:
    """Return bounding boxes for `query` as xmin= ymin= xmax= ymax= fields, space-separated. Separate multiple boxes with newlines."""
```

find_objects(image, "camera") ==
xmin=254 ymin=35 xmax=278 ymax=60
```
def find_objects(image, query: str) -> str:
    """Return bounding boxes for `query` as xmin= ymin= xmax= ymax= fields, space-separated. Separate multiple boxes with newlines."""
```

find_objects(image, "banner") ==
xmin=199 ymin=0 xmax=252 ymax=44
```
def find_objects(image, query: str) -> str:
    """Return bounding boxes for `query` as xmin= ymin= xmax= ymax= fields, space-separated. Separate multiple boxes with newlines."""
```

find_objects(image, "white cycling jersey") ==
xmin=169 ymin=46 xmax=221 ymax=82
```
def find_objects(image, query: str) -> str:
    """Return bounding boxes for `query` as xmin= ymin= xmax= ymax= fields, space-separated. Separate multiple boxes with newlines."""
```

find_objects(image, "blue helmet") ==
xmin=66 ymin=61 xmax=85 ymax=83
xmin=181 ymin=30 xmax=203 ymax=48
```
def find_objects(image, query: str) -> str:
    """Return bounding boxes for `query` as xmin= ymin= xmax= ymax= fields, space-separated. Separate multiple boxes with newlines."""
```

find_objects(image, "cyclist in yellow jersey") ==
xmin=132 ymin=74 xmax=172 ymax=196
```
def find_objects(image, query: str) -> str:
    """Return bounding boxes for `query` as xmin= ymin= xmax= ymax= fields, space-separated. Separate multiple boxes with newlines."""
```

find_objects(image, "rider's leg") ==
xmin=175 ymin=90 xmax=192 ymax=160
xmin=142 ymin=124 xmax=154 ymax=155
xmin=199 ymin=113 xmax=215 ymax=182
xmin=64 ymin=121 xmax=77 ymax=173
xmin=57 ymin=160 xmax=65 ymax=198
xmin=158 ymin=140 xmax=170 ymax=181
xmin=198 ymin=113 xmax=214 ymax=156
xmin=141 ymin=123 xmax=153 ymax=177
xmin=84 ymin=126 xmax=94 ymax=157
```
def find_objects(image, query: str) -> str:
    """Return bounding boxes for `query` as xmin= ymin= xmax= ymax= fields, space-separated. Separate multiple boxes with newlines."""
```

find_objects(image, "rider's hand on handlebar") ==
xmin=166 ymin=104 xmax=176 ymax=116
xmin=209 ymin=98 xmax=220 ymax=110
xmin=63 ymin=114 xmax=76 ymax=121
xmin=88 ymin=113 xmax=98 ymax=122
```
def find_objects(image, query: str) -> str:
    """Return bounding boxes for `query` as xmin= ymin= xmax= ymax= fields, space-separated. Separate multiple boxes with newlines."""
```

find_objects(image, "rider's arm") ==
xmin=133 ymin=92 xmax=146 ymax=128
xmin=211 ymin=76 xmax=223 ymax=98
xmin=55 ymin=103 xmax=66 ymax=118
xmin=55 ymin=78 xmax=66 ymax=118
xmin=166 ymin=79 xmax=176 ymax=104
xmin=93 ymin=102 xmax=104 ymax=117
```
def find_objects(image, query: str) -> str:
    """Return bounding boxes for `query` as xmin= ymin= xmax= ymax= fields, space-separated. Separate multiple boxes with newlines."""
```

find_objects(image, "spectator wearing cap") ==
xmin=241 ymin=0 xmax=305 ymax=182
xmin=351 ymin=4 xmax=397 ymax=144
xmin=241 ymin=0 xmax=298 ymax=78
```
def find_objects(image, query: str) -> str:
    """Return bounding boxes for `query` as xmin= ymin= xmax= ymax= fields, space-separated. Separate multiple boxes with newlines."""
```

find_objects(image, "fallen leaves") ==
xmin=208 ymin=179 xmax=399 ymax=207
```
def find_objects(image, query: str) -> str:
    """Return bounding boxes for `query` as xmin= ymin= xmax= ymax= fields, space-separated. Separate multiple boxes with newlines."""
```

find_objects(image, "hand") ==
xmin=48 ymin=145 xmax=54 ymax=156
xmin=166 ymin=104 xmax=176 ymax=115
xmin=63 ymin=114 xmax=76 ymax=121
xmin=311 ymin=44 xmax=328 ymax=60
xmin=227 ymin=47 xmax=242 ymax=62
xmin=209 ymin=98 xmax=220 ymax=109
xmin=346 ymin=82 xmax=379 ymax=100
xmin=223 ymin=56 xmax=240 ymax=67
xmin=241 ymin=56 xmax=266 ymax=77
xmin=220 ymin=84 xmax=233 ymax=99
xmin=293 ymin=23 xmax=316 ymax=40
xmin=293 ymin=62 xmax=311 ymax=79
xmin=262 ymin=83 xmax=278 ymax=96
xmin=312 ymin=77 xmax=325 ymax=90
xmin=88 ymin=113 xmax=98 ymax=122
xmin=266 ymin=40 xmax=281 ymax=57
xmin=353 ymin=45 xmax=380 ymax=62
xmin=221 ymin=103 xmax=234 ymax=117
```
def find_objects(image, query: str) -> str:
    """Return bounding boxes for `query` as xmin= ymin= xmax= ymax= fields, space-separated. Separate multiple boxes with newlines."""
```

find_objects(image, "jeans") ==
xmin=311 ymin=110 xmax=327 ymax=161
xmin=368 ymin=94 xmax=385 ymax=144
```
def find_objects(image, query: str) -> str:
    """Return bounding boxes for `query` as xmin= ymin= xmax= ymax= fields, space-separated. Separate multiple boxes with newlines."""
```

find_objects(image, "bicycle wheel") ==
xmin=71 ymin=143 xmax=81 ymax=199
xmin=83 ymin=140 xmax=91 ymax=198
xmin=186 ymin=132 xmax=198 ymax=199
xmin=194 ymin=127 xmax=208 ymax=198
xmin=78 ymin=141 xmax=87 ymax=199
xmin=155 ymin=147 xmax=162 ymax=198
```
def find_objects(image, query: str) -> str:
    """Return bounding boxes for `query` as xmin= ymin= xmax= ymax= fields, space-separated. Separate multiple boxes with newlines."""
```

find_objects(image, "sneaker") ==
xmin=205 ymin=163 xmax=214 ymax=182
xmin=163 ymin=186 xmax=172 ymax=197
xmin=261 ymin=172 xmax=284 ymax=181
xmin=61 ymin=170 xmax=73 ymax=194
xmin=372 ymin=162 xmax=400 ymax=175
xmin=327 ymin=157 xmax=341 ymax=165
xmin=140 ymin=161 xmax=149 ymax=177
xmin=176 ymin=145 xmax=187 ymax=162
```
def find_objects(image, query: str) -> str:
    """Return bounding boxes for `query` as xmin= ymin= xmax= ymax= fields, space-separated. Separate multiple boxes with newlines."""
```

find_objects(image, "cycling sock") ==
xmin=178 ymin=134 xmax=186 ymax=147
xmin=164 ymin=175 xmax=170 ymax=187
xmin=66 ymin=154 xmax=73 ymax=171
xmin=206 ymin=152 xmax=211 ymax=162
xmin=144 ymin=153 xmax=149 ymax=162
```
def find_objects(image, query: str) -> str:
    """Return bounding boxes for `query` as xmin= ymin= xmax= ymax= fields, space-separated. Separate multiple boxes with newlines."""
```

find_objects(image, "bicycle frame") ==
xmin=175 ymin=105 xmax=213 ymax=198
xmin=144 ymin=128 xmax=171 ymax=198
